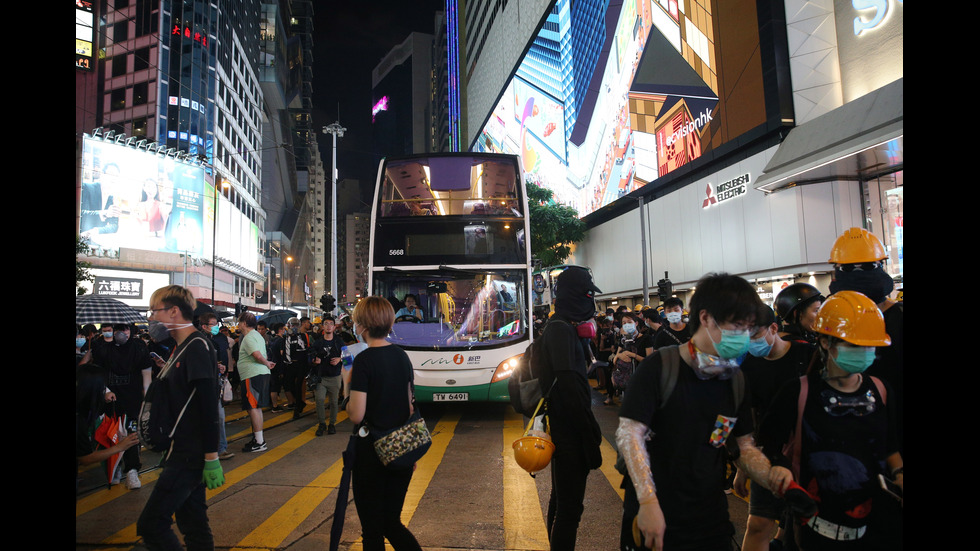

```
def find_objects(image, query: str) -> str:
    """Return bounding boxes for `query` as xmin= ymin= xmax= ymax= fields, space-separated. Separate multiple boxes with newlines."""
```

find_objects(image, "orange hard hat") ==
xmin=829 ymin=227 xmax=888 ymax=264
xmin=813 ymin=291 xmax=891 ymax=347
xmin=512 ymin=432 xmax=555 ymax=475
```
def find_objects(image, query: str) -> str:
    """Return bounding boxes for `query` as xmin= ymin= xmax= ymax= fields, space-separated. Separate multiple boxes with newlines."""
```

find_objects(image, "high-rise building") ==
xmin=371 ymin=32 xmax=435 ymax=157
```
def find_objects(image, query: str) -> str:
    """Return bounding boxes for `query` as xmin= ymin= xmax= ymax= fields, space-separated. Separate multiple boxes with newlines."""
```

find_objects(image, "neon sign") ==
xmin=372 ymin=96 xmax=389 ymax=122
xmin=171 ymin=24 xmax=208 ymax=46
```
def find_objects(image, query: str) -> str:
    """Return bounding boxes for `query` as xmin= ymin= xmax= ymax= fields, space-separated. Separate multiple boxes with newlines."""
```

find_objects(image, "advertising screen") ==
xmin=474 ymin=0 xmax=772 ymax=218
xmin=80 ymin=136 xmax=208 ymax=256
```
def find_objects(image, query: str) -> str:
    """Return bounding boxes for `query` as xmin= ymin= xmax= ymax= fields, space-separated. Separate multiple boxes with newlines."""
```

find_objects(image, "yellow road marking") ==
xmin=502 ymin=410 xmax=550 ymax=550
xmin=598 ymin=436 xmax=625 ymax=500
xmin=98 ymin=412 xmax=347 ymax=546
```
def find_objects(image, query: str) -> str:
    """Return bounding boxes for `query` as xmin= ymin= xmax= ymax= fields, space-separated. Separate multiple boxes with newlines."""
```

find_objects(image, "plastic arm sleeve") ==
xmin=616 ymin=417 xmax=657 ymax=503
xmin=735 ymin=434 xmax=773 ymax=490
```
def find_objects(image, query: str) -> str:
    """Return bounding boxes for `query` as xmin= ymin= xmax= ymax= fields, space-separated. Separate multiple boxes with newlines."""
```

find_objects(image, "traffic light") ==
xmin=320 ymin=293 xmax=336 ymax=312
xmin=657 ymin=272 xmax=672 ymax=302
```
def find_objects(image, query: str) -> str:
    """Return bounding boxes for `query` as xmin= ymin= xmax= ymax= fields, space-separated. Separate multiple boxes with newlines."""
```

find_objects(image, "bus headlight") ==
xmin=491 ymin=354 xmax=523 ymax=383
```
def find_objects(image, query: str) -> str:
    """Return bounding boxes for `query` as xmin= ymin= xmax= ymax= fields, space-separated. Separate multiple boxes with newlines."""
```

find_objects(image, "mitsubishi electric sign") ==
xmin=702 ymin=173 xmax=750 ymax=208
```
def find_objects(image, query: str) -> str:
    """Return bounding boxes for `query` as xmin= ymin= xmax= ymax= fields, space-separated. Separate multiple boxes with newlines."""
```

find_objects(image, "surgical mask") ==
xmin=113 ymin=332 xmax=129 ymax=345
xmin=210 ymin=325 xmax=220 ymax=336
xmin=148 ymin=319 xmax=193 ymax=342
xmin=748 ymin=331 xmax=774 ymax=358
xmin=622 ymin=323 xmax=636 ymax=335
xmin=831 ymin=344 xmax=876 ymax=374
xmin=606 ymin=316 xmax=614 ymax=321
xmin=102 ymin=331 xmax=113 ymax=341
xmin=76 ymin=337 xmax=87 ymax=348
xmin=707 ymin=319 xmax=751 ymax=360
xmin=666 ymin=312 xmax=683 ymax=324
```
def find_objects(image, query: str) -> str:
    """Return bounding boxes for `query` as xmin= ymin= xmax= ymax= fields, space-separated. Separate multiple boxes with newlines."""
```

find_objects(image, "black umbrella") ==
xmin=76 ymin=295 xmax=146 ymax=325
xmin=193 ymin=301 xmax=216 ymax=318
xmin=260 ymin=309 xmax=298 ymax=326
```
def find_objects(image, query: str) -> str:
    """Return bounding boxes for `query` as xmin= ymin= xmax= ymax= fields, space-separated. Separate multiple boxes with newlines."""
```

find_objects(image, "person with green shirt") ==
xmin=237 ymin=312 xmax=275 ymax=453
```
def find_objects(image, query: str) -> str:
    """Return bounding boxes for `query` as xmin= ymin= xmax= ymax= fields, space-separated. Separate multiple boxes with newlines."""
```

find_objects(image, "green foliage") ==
xmin=76 ymin=234 xmax=94 ymax=296
xmin=526 ymin=181 xmax=586 ymax=266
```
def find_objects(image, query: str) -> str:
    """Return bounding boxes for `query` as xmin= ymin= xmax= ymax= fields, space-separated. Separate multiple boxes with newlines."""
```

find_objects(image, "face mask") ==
xmin=832 ymin=344 xmax=876 ymax=374
xmin=666 ymin=312 xmax=682 ymax=324
xmin=113 ymin=332 xmax=129 ymax=345
xmin=76 ymin=337 xmax=87 ymax=348
xmin=102 ymin=331 xmax=114 ymax=341
xmin=748 ymin=331 xmax=773 ymax=358
xmin=210 ymin=325 xmax=220 ymax=336
xmin=606 ymin=316 xmax=614 ymax=321
xmin=706 ymin=318 xmax=751 ymax=359
xmin=622 ymin=323 xmax=636 ymax=335
xmin=148 ymin=319 xmax=193 ymax=342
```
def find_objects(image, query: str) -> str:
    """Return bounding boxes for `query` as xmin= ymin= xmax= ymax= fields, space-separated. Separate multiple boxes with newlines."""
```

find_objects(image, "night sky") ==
xmin=311 ymin=1 xmax=445 ymax=187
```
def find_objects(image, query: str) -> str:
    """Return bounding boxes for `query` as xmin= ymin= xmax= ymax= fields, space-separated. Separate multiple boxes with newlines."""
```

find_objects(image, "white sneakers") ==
xmin=126 ymin=469 xmax=142 ymax=490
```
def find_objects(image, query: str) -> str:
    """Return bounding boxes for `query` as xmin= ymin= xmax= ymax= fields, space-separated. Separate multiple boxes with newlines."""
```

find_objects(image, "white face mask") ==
xmin=666 ymin=311 xmax=683 ymax=324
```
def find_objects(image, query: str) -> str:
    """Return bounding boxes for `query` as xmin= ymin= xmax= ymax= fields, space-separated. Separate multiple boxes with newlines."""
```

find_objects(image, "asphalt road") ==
xmin=76 ymin=384 xmax=750 ymax=550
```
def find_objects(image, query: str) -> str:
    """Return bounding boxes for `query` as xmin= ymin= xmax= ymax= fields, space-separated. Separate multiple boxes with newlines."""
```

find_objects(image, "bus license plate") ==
xmin=433 ymin=392 xmax=469 ymax=402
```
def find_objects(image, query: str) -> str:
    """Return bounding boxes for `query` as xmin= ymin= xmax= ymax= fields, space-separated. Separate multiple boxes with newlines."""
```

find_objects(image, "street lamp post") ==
xmin=212 ymin=178 xmax=229 ymax=306
xmin=322 ymin=121 xmax=346 ymax=317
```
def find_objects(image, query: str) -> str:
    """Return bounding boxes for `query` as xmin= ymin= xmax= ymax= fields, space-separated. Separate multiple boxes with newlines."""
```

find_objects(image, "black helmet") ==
xmin=774 ymin=283 xmax=823 ymax=323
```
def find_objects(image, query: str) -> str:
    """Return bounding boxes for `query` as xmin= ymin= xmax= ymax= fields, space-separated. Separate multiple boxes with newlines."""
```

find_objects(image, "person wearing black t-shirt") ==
xmin=347 ymin=297 xmax=423 ymax=551
xmin=736 ymin=305 xmax=816 ymax=551
xmin=137 ymin=285 xmax=223 ymax=550
xmin=653 ymin=297 xmax=691 ymax=349
xmin=310 ymin=316 xmax=346 ymax=436
xmin=617 ymin=273 xmax=792 ymax=551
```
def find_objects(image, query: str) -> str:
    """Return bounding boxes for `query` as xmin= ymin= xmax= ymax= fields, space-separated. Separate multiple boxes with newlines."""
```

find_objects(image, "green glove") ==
xmin=203 ymin=459 xmax=225 ymax=490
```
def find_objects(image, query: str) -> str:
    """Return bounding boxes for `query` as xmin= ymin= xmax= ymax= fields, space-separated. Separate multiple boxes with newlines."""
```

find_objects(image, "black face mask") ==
xmin=829 ymin=268 xmax=894 ymax=304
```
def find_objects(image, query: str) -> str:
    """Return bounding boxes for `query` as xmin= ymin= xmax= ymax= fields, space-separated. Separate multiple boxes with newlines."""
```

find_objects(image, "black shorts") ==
xmin=241 ymin=374 xmax=271 ymax=411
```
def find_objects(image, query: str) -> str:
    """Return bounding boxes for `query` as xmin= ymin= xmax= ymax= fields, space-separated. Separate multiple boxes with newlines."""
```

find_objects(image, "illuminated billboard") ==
xmin=474 ymin=0 xmax=775 ymax=218
xmin=80 ymin=136 xmax=208 ymax=256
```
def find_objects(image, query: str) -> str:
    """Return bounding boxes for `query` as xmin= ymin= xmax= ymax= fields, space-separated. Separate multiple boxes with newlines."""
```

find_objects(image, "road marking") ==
xmin=345 ymin=411 xmax=462 ymax=551
xmin=502 ymin=410 xmax=550 ymax=550
xmin=599 ymin=436 xmax=626 ymax=500
xmin=98 ymin=412 xmax=345 ymax=546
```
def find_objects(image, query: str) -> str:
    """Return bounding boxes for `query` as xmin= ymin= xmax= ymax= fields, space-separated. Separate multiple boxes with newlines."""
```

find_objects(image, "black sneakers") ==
xmin=327 ymin=424 xmax=336 ymax=435
xmin=316 ymin=423 xmax=327 ymax=436
xmin=243 ymin=438 xmax=268 ymax=453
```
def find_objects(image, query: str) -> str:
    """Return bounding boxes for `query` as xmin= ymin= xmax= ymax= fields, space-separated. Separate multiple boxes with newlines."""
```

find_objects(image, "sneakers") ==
xmin=126 ymin=469 xmax=142 ymax=490
xmin=270 ymin=404 xmax=285 ymax=413
xmin=243 ymin=438 xmax=268 ymax=453
xmin=293 ymin=402 xmax=305 ymax=419
xmin=327 ymin=424 xmax=336 ymax=435
xmin=218 ymin=451 xmax=236 ymax=460
xmin=316 ymin=423 xmax=327 ymax=437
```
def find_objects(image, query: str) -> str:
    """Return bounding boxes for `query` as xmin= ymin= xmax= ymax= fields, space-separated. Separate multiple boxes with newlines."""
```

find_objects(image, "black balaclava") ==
xmin=553 ymin=266 xmax=601 ymax=323
xmin=829 ymin=266 xmax=894 ymax=304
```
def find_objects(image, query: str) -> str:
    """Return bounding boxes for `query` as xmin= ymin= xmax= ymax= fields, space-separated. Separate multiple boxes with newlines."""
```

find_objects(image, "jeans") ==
xmin=315 ymin=375 xmax=342 ymax=425
xmin=352 ymin=437 xmax=422 ymax=551
xmin=217 ymin=402 xmax=227 ymax=453
xmin=547 ymin=447 xmax=590 ymax=551
xmin=137 ymin=460 xmax=213 ymax=551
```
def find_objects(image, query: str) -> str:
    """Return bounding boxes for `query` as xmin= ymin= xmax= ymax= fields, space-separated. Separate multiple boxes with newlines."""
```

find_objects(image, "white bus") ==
xmin=366 ymin=153 xmax=531 ymax=403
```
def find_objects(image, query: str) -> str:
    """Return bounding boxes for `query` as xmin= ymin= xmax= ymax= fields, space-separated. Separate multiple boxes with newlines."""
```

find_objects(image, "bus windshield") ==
xmin=379 ymin=155 xmax=522 ymax=217
xmin=374 ymin=270 xmax=528 ymax=350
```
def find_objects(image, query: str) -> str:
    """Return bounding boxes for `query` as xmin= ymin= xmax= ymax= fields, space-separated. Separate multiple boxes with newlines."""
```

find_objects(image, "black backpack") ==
xmin=507 ymin=319 xmax=570 ymax=416
xmin=138 ymin=336 xmax=212 ymax=457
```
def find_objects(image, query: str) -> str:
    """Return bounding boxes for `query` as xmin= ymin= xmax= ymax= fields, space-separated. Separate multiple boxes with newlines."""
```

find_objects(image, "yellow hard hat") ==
xmin=813 ymin=291 xmax=891 ymax=347
xmin=829 ymin=227 xmax=888 ymax=264
xmin=313 ymin=316 xmax=322 ymax=324
xmin=634 ymin=304 xmax=643 ymax=312
xmin=513 ymin=432 xmax=555 ymax=475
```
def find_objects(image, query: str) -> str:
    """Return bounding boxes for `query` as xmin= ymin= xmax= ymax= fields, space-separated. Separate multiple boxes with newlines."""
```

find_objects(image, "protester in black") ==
xmin=347 ymin=296 xmax=422 ymax=551
xmin=539 ymin=266 xmax=604 ymax=550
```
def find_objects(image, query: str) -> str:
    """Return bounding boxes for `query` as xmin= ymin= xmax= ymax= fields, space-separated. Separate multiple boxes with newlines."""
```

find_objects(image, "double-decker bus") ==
xmin=366 ymin=153 xmax=531 ymax=402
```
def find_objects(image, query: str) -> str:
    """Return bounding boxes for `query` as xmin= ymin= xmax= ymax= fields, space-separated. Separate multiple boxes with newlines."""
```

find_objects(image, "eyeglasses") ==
xmin=146 ymin=306 xmax=172 ymax=318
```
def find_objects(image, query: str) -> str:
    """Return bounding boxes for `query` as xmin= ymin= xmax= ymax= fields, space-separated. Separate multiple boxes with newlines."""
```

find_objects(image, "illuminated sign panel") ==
xmin=80 ymin=136 xmax=208 ymax=256
xmin=75 ymin=1 xmax=94 ymax=70
xmin=835 ymin=0 xmax=903 ymax=102
xmin=372 ymin=96 xmax=389 ymax=122
xmin=475 ymin=0 xmax=773 ymax=218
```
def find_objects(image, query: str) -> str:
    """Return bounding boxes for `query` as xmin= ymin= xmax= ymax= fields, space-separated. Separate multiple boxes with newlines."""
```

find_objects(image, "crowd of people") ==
xmin=76 ymin=226 xmax=902 ymax=551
